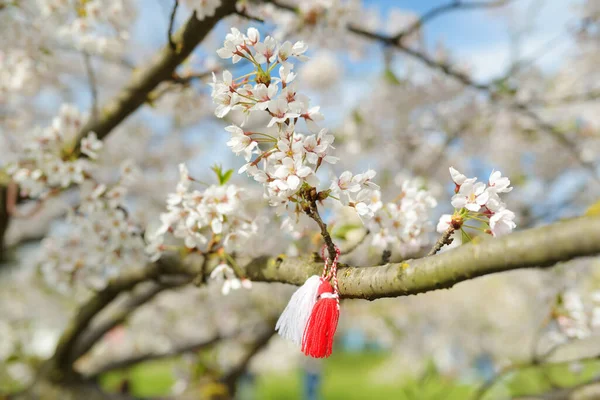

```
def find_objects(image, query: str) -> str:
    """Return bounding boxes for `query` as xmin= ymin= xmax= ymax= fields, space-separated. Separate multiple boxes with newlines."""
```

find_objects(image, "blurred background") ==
xmin=2 ymin=0 xmax=600 ymax=398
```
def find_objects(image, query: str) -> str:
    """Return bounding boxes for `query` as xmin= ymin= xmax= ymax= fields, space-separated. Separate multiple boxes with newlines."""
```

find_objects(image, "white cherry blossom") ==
xmin=451 ymin=179 xmax=489 ymax=212
xmin=489 ymin=209 xmax=516 ymax=237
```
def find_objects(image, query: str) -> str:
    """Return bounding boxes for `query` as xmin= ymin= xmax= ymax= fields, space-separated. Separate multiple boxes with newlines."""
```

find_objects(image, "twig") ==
xmin=390 ymin=0 xmax=513 ymax=43
xmin=170 ymin=63 xmax=246 ymax=85
xmin=170 ymin=69 xmax=215 ymax=84
xmin=194 ymin=247 xmax=216 ymax=286
xmin=168 ymin=0 xmax=179 ymax=51
xmin=82 ymin=52 xmax=99 ymax=123
xmin=0 ymin=185 xmax=9 ymax=262
xmin=70 ymin=0 xmax=238 ymax=154
xmin=234 ymin=9 xmax=265 ymax=23
xmin=513 ymin=375 xmax=600 ymax=399
xmin=472 ymin=338 xmax=600 ymax=400
xmin=510 ymin=103 xmax=598 ymax=179
xmin=262 ymin=0 xmax=296 ymax=13
xmin=6 ymin=180 xmax=46 ymax=218
xmin=341 ymin=229 xmax=370 ymax=255
xmin=304 ymin=196 xmax=338 ymax=262
xmin=427 ymin=227 xmax=455 ymax=256
xmin=530 ymin=90 xmax=600 ymax=107
xmin=260 ymin=0 xmax=589 ymax=182
xmin=348 ymin=26 xmax=599 ymax=182
xmin=414 ymin=118 xmax=470 ymax=177
xmin=221 ymin=327 xmax=275 ymax=392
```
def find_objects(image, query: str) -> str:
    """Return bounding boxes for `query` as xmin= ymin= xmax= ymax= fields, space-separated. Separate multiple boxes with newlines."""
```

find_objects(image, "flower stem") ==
xmin=427 ymin=227 xmax=455 ymax=256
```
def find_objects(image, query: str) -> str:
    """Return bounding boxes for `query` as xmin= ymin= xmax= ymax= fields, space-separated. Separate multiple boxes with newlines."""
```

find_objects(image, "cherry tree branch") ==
xmin=473 ymin=346 xmax=600 ymax=400
xmin=530 ymin=90 xmax=600 ymax=107
xmin=70 ymin=278 xmax=191 ymax=365
xmin=69 ymin=0 xmax=238 ymax=154
xmin=265 ymin=0 xmax=597 ymax=181
xmin=242 ymin=216 xmax=600 ymax=299
xmin=0 ymin=185 xmax=9 ymax=261
xmin=168 ymin=0 xmax=179 ymax=50
xmin=513 ymin=375 xmax=600 ymax=400
xmin=82 ymin=52 xmax=99 ymax=123
xmin=87 ymin=335 xmax=221 ymax=379
xmin=1 ymin=2 xmax=238 ymax=262
xmin=46 ymin=256 xmax=194 ymax=380
xmin=304 ymin=195 xmax=338 ymax=261
xmin=346 ymin=26 xmax=599 ymax=181
xmin=388 ymin=0 xmax=513 ymax=43
xmin=221 ymin=328 xmax=275 ymax=393
xmin=47 ymin=215 xmax=600 ymax=382
xmin=169 ymin=69 xmax=216 ymax=84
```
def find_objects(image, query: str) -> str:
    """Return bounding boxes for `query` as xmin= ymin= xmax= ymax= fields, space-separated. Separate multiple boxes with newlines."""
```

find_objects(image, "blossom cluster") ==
xmin=251 ymin=0 xmax=364 ymax=49
xmin=41 ymin=0 xmax=131 ymax=55
xmin=368 ymin=180 xmax=437 ymax=254
xmin=7 ymin=104 xmax=103 ymax=199
xmin=181 ymin=0 xmax=221 ymax=19
xmin=437 ymin=167 xmax=516 ymax=238
xmin=210 ymin=262 xmax=252 ymax=296
xmin=211 ymin=27 xmax=379 ymax=229
xmin=40 ymin=174 xmax=146 ymax=292
xmin=146 ymin=164 xmax=260 ymax=261
xmin=551 ymin=290 xmax=600 ymax=341
xmin=0 ymin=50 xmax=41 ymax=99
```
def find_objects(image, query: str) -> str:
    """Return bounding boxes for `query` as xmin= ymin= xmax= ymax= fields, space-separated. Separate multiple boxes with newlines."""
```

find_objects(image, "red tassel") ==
xmin=301 ymin=279 xmax=339 ymax=358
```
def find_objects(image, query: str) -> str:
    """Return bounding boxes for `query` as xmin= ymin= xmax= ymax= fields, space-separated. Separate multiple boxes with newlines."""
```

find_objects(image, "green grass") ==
xmin=256 ymin=352 xmax=474 ymax=400
xmin=99 ymin=351 xmax=474 ymax=399
xmin=505 ymin=362 xmax=600 ymax=398
xmin=97 ymin=351 xmax=600 ymax=399
xmin=100 ymin=359 xmax=178 ymax=397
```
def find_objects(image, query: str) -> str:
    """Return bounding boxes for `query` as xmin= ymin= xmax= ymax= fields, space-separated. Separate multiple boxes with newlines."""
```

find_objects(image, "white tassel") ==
xmin=275 ymin=275 xmax=322 ymax=346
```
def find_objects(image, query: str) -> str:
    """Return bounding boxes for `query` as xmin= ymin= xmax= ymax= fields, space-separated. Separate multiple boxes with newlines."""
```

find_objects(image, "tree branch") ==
xmin=82 ymin=52 xmax=99 ymax=123
xmin=473 ymin=345 xmax=600 ymax=400
xmin=513 ymin=375 xmax=600 ymax=399
xmin=70 ymin=278 xmax=191 ymax=364
xmin=69 ymin=0 xmax=238 ymax=155
xmin=47 ymin=216 xmax=600 ymax=382
xmin=0 ymin=184 xmax=10 ymax=262
xmin=345 ymin=25 xmax=599 ymax=181
xmin=305 ymin=201 xmax=338 ymax=261
xmin=301 ymin=187 xmax=338 ymax=261
xmin=531 ymin=90 xmax=600 ymax=107
xmin=221 ymin=328 xmax=275 ymax=393
xmin=243 ymin=216 xmax=600 ymax=300
xmin=390 ymin=0 xmax=513 ymax=43
xmin=87 ymin=335 xmax=221 ymax=379
xmin=268 ymin=0 xmax=596 ymax=175
xmin=168 ymin=0 xmax=179 ymax=50
xmin=46 ymin=256 xmax=193 ymax=380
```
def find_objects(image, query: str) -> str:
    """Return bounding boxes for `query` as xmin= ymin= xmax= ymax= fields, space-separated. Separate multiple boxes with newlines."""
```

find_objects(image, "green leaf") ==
xmin=220 ymin=169 xmax=233 ymax=185
xmin=211 ymin=164 xmax=233 ymax=185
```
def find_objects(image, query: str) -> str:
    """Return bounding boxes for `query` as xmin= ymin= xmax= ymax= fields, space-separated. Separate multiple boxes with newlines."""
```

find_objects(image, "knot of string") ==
xmin=320 ymin=245 xmax=341 ymax=296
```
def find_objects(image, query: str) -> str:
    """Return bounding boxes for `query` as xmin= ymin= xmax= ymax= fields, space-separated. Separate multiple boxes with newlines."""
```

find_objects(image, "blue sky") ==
xmin=119 ymin=0 xmax=586 ymax=187
xmin=355 ymin=0 xmax=579 ymax=81
xmin=132 ymin=0 xmax=579 ymax=83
